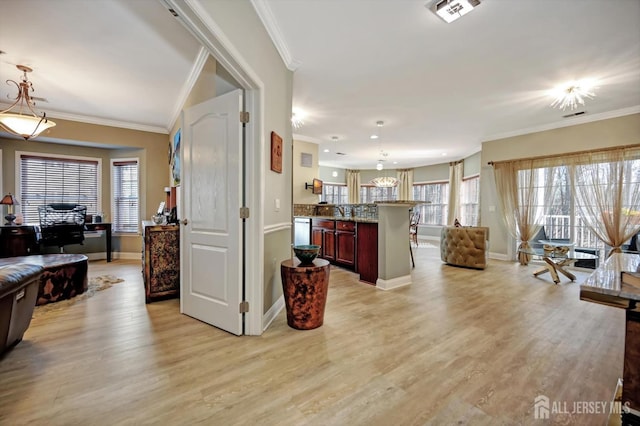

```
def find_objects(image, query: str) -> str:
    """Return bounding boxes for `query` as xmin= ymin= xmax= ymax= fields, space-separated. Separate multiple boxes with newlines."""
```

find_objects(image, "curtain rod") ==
xmin=487 ymin=143 xmax=640 ymax=166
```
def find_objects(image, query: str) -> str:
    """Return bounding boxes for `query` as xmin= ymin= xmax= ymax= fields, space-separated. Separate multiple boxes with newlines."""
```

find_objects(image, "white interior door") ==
xmin=180 ymin=89 xmax=243 ymax=335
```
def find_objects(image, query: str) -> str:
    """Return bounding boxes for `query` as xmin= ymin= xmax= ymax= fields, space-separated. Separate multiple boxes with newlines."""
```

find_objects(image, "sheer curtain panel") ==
xmin=346 ymin=169 xmax=361 ymax=204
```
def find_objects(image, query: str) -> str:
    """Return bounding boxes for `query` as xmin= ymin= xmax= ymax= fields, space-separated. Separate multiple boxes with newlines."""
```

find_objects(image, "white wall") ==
xmin=293 ymin=139 xmax=320 ymax=204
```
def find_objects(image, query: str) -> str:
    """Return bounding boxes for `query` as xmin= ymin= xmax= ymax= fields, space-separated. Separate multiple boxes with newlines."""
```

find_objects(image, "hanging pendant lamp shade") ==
xmin=0 ymin=65 xmax=56 ymax=140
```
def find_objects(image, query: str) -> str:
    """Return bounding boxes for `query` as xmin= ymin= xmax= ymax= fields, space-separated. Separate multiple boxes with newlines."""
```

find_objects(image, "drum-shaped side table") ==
xmin=280 ymin=258 xmax=330 ymax=330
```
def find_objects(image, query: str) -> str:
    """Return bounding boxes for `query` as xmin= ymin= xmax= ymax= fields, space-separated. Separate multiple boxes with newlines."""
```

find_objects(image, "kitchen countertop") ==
xmin=580 ymin=253 xmax=640 ymax=306
xmin=294 ymin=215 xmax=378 ymax=223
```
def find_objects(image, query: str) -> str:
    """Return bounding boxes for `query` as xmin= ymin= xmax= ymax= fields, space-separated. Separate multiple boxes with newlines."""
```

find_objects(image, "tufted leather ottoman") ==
xmin=440 ymin=226 xmax=489 ymax=269
xmin=0 ymin=254 xmax=88 ymax=305
xmin=0 ymin=263 xmax=43 ymax=354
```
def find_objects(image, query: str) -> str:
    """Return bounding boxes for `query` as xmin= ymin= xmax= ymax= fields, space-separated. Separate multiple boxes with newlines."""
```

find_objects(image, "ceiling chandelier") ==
xmin=549 ymin=80 xmax=597 ymax=110
xmin=291 ymin=110 xmax=305 ymax=129
xmin=0 ymin=65 xmax=56 ymax=140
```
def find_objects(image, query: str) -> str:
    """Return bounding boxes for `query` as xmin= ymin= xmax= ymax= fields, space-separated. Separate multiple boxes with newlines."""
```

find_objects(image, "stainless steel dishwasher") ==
xmin=293 ymin=217 xmax=311 ymax=246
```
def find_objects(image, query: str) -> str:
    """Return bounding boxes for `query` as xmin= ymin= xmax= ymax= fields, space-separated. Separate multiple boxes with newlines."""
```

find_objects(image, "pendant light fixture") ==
xmin=370 ymin=121 xmax=398 ymax=188
xmin=371 ymin=152 xmax=398 ymax=188
xmin=0 ymin=65 xmax=56 ymax=140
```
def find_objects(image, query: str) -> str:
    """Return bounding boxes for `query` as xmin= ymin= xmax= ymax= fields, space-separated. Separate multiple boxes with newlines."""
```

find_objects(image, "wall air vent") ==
xmin=563 ymin=111 xmax=586 ymax=118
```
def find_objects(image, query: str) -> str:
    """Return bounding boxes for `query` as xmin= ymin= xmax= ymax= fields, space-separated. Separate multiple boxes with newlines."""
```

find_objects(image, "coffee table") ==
xmin=519 ymin=244 xmax=598 ymax=284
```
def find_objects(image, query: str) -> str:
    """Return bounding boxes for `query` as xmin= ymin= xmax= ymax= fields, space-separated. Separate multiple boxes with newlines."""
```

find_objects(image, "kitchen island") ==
xmin=580 ymin=253 xmax=640 ymax=424
xmin=294 ymin=201 xmax=422 ymax=289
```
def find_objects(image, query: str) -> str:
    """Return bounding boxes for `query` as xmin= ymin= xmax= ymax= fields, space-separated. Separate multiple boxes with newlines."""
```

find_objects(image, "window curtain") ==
xmin=569 ymin=148 xmax=640 ymax=257
xmin=447 ymin=160 xmax=463 ymax=225
xmin=492 ymin=160 xmax=558 ymax=265
xmin=397 ymin=168 xmax=413 ymax=201
xmin=346 ymin=169 xmax=361 ymax=204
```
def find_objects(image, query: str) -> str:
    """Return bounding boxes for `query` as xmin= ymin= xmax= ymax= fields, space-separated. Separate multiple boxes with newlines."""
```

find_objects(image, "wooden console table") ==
xmin=85 ymin=222 xmax=112 ymax=262
xmin=580 ymin=253 xmax=640 ymax=424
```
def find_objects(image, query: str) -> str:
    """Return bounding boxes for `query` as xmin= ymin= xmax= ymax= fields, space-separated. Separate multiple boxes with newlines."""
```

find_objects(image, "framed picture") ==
xmin=271 ymin=131 xmax=283 ymax=173
xmin=172 ymin=128 xmax=181 ymax=186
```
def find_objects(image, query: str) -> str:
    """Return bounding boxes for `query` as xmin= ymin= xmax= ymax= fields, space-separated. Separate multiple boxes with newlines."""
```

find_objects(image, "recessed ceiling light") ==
xmin=323 ymin=149 xmax=330 ymax=153
xmin=370 ymin=135 xmax=379 ymax=140
xmin=442 ymin=153 xmax=447 ymax=156
xmin=393 ymin=161 xmax=398 ymax=164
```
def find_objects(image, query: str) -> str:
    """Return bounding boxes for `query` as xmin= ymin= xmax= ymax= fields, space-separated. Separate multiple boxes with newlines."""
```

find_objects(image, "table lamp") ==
xmin=0 ymin=193 xmax=19 ymax=225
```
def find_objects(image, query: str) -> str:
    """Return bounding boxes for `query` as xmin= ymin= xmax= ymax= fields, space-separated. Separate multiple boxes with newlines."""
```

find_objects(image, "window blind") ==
xmin=19 ymin=154 xmax=99 ymax=224
xmin=112 ymin=160 xmax=139 ymax=233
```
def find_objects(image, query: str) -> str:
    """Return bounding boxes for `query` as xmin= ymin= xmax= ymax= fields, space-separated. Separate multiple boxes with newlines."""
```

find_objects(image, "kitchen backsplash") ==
xmin=293 ymin=203 xmax=378 ymax=219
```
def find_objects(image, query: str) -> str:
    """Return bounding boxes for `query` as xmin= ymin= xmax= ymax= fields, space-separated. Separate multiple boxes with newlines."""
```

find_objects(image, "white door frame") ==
xmin=162 ymin=0 xmax=264 ymax=335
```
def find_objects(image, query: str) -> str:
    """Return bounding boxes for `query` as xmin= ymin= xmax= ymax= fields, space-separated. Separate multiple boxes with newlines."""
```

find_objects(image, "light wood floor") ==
xmin=0 ymin=245 xmax=625 ymax=425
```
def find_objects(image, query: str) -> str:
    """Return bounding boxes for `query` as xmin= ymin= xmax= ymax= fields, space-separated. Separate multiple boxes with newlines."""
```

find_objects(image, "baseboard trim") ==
xmin=263 ymin=295 xmax=284 ymax=331
xmin=84 ymin=252 xmax=141 ymax=261
xmin=488 ymin=252 xmax=510 ymax=261
xmin=376 ymin=274 xmax=412 ymax=290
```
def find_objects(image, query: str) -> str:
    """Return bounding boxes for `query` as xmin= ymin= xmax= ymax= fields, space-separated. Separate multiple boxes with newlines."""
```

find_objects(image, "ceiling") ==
xmin=258 ymin=0 xmax=640 ymax=169
xmin=0 ymin=0 xmax=201 ymax=136
xmin=1 ymin=0 xmax=639 ymax=169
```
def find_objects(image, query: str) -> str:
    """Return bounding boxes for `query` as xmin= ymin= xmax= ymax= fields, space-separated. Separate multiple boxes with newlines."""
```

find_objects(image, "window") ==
xmin=112 ymin=159 xmax=139 ymax=234
xmin=322 ymin=183 xmax=348 ymax=204
xmin=18 ymin=152 xmax=100 ymax=224
xmin=518 ymin=160 xmax=640 ymax=257
xmin=460 ymin=175 xmax=479 ymax=226
xmin=360 ymin=185 xmax=397 ymax=203
xmin=413 ymin=182 xmax=449 ymax=225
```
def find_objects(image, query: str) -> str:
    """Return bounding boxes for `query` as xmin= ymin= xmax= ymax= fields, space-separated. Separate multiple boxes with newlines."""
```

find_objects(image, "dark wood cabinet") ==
xmin=356 ymin=222 xmax=378 ymax=285
xmin=0 ymin=226 xmax=40 ymax=258
xmin=311 ymin=219 xmax=336 ymax=262
xmin=335 ymin=220 xmax=356 ymax=267
xmin=142 ymin=222 xmax=180 ymax=303
xmin=311 ymin=218 xmax=375 ymax=276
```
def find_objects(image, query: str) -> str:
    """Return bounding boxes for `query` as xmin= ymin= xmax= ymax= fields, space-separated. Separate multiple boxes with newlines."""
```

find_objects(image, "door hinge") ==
xmin=240 ymin=207 xmax=250 ymax=219
xmin=240 ymin=111 xmax=250 ymax=124
xmin=239 ymin=300 xmax=249 ymax=313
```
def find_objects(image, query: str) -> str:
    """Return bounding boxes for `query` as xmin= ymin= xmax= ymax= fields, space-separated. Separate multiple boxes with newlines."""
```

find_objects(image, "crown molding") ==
xmin=482 ymin=105 xmax=640 ymax=142
xmin=292 ymin=133 xmax=322 ymax=144
xmin=167 ymin=46 xmax=210 ymax=130
xmin=250 ymin=0 xmax=302 ymax=71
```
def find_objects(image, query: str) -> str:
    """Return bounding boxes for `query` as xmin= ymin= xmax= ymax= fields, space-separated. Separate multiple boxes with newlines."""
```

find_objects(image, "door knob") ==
xmin=181 ymin=219 xmax=188 ymax=225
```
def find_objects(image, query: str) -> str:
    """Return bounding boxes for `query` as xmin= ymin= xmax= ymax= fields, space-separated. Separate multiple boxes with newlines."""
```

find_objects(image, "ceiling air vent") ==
xmin=336 ymin=152 xmax=347 ymax=156
xmin=563 ymin=111 xmax=586 ymax=118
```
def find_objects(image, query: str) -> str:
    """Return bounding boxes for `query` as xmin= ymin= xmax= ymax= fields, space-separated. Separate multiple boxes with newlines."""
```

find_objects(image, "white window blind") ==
xmin=112 ymin=159 xmax=139 ymax=233
xmin=322 ymin=183 xmax=348 ymax=204
xmin=413 ymin=182 xmax=449 ymax=225
xmin=360 ymin=185 xmax=397 ymax=203
xmin=19 ymin=154 xmax=99 ymax=224
xmin=460 ymin=175 xmax=480 ymax=226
